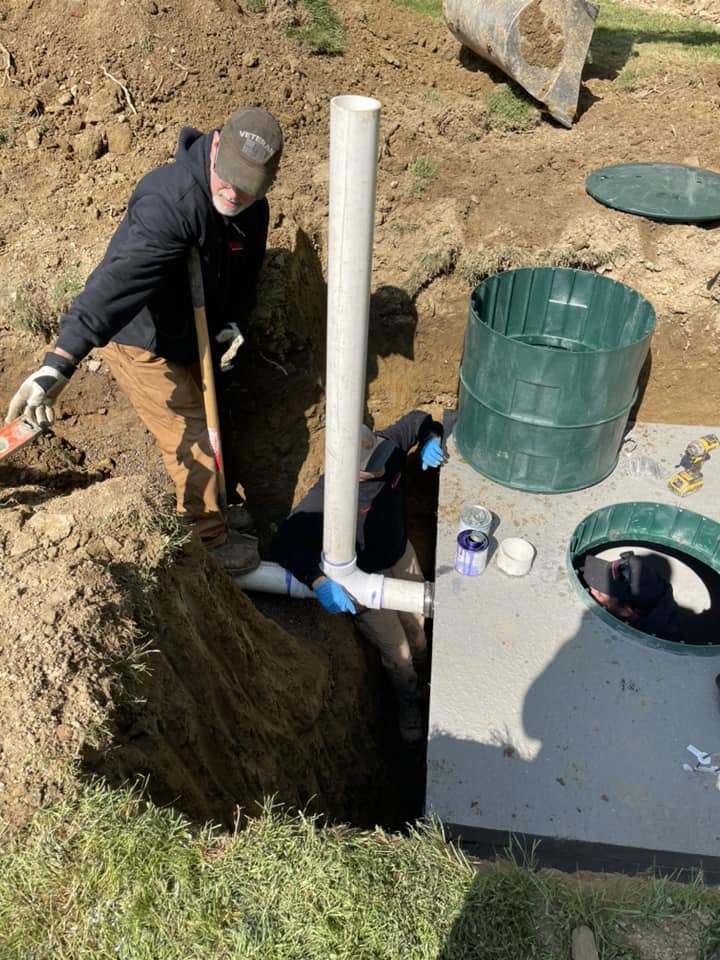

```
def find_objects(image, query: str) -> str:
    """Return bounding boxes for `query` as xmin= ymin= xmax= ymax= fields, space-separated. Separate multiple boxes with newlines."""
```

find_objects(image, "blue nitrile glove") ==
xmin=314 ymin=579 xmax=356 ymax=615
xmin=421 ymin=436 xmax=445 ymax=471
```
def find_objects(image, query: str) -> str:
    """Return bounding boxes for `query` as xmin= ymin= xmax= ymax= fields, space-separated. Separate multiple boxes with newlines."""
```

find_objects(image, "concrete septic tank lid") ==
xmin=427 ymin=420 xmax=720 ymax=874
xmin=568 ymin=502 xmax=720 ymax=654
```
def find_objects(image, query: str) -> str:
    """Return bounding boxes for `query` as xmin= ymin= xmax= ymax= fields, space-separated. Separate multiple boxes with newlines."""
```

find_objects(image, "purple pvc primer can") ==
xmin=455 ymin=529 xmax=489 ymax=576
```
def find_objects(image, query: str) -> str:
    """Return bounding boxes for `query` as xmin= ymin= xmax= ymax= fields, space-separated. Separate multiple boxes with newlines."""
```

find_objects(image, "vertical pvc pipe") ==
xmin=322 ymin=95 xmax=381 ymax=575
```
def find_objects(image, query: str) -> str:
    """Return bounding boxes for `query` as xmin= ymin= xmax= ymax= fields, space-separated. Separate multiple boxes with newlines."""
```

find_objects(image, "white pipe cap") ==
xmin=497 ymin=537 xmax=535 ymax=577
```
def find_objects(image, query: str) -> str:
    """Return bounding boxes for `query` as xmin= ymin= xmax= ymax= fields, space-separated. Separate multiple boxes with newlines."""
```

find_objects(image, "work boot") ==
xmin=226 ymin=504 xmax=255 ymax=533
xmin=211 ymin=531 xmax=260 ymax=574
xmin=397 ymin=692 xmax=424 ymax=744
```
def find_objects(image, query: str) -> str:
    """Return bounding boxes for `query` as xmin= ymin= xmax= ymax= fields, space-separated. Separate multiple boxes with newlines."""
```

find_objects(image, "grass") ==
xmin=407 ymin=242 xmax=459 ymax=297
xmin=287 ymin=0 xmax=344 ymax=55
xmin=420 ymin=87 xmax=444 ymax=108
xmin=0 ymin=780 xmax=718 ymax=959
xmin=391 ymin=0 xmax=442 ymax=17
xmin=483 ymin=84 xmax=539 ymax=133
xmin=456 ymin=244 xmax=627 ymax=288
xmin=591 ymin=0 xmax=720 ymax=77
xmin=1 ymin=268 xmax=85 ymax=340
xmin=410 ymin=155 xmax=438 ymax=195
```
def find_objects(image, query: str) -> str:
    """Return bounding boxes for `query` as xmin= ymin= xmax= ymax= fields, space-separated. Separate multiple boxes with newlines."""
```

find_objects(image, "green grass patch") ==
xmin=420 ymin=87 xmax=444 ymax=108
xmin=1 ymin=780 xmax=719 ymax=959
xmin=410 ymin=155 xmax=438 ymax=195
xmin=591 ymin=0 xmax=720 ymax=77
xmin=483 ymin=84 xmax=539 ymax=133
xmin=1 ymin=267 xmax=85 ymax=340
xmin=407 ymin=242 xmax=459 ymax=297
xmin=614 ymin=62 xmax=663 ymax=93
xmin=287 ymin=0 xmax=344 ymax=55
xmin=457 ymin=244 xmax=627 ymax=288
xmin=391 ymin=0 xmax=442 ymax=17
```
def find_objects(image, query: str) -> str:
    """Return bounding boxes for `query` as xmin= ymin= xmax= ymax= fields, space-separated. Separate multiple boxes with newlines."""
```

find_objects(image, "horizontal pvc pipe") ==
xmin=234 ymin=562 xmax=435 ymax=618
xmin=233 ymin=562 xmax=314 ymax=599
xmin=323 ymin=94 xmax=381 ymax=568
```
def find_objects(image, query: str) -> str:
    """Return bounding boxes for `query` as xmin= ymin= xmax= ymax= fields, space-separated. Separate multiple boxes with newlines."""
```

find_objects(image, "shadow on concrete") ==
xmin=426 ymin=607 xmax=720 ymax=886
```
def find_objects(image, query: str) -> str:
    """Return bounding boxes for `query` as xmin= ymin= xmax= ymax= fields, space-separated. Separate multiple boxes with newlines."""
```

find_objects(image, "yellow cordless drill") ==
xmin=668 ymin=434 xmax=720 ymax=496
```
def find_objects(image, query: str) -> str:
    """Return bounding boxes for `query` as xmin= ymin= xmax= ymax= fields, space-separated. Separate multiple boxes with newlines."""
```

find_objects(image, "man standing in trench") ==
xmin=271 ymin=411 xmax=446 ymax=743
xmin=5 ymin=107 xmax=283 ymax=573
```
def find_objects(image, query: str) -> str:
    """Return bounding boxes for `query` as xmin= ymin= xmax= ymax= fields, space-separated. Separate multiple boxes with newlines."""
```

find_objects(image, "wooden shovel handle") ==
xmin=187 ymin=246 xmax=227 ymax=514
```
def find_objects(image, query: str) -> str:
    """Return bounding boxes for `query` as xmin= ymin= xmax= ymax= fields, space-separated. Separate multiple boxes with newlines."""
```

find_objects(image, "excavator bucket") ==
xmin=443 ymin=0 xmax=598 ymax=128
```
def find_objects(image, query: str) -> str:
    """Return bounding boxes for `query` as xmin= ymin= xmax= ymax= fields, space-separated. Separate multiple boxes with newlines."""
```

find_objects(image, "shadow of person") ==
xmin=426 ymin=603 xmax=720 ymax=925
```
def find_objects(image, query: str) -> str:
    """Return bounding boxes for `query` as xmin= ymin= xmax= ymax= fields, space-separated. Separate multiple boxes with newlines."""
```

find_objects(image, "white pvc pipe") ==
xmin=322 ymin=95 xmax=380 ymax=570
xmin=235 ymin=562 xmax=435 ymax=618
xmin=235 ymin=95 xmax=435 ymax=621
xmin=234 ymin=562 xmax=314 ymax=599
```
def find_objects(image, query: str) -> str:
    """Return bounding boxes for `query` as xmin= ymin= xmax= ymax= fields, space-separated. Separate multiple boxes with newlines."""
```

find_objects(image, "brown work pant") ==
xmin=353 ymin=541 xmax=427 ymax=696
xmin=101 ymin=342 xmax=226 ymax=547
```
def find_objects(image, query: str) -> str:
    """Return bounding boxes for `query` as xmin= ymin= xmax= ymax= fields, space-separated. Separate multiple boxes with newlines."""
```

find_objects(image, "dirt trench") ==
xmin=0 ymin=469 xmax=428 ymax=835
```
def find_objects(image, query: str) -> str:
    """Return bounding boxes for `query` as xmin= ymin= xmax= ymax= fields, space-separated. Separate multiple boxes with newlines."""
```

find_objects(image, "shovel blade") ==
xmin=0 ymin=416 xmax=43 ymax=461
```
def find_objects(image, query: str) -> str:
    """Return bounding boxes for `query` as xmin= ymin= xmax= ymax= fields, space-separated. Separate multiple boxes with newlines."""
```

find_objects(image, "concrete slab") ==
xmin=426 ymin=421 xmax=720 ymax=872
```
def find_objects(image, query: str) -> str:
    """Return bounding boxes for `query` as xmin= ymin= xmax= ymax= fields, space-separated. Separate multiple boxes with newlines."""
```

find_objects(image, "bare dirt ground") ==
xmin=0 ymin=0 xmax=719 ymax=929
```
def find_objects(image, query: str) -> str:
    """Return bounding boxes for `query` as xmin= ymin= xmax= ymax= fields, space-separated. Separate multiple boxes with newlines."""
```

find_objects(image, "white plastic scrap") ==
xmin=683 ymin=744 xmax=720 ymax=775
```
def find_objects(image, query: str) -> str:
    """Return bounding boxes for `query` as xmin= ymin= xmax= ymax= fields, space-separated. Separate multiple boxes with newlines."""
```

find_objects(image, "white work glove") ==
xmin=215 ymin=322 xmax=245 ymax=372
xmin=5 ymin=352 xmax=76 ymax=428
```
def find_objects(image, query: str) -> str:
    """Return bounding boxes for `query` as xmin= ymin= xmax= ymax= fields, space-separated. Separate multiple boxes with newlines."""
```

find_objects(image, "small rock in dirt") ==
xmin=380 ymin=50 xmax=402 ymax=67
xmin=74 ymin=128 xmax=107 ymax=161
xmin=40 ymin=608 xmax=58 ymax=626
xmin=242 ymin=52 xmax=259 ymax=68
xmin=55 ymin=723 xmax=74 ymax=742
xmin=106 ymin=123 xmax=133 ymax=155
xmin=9 ymin=531 xmax=37 ymax=557
xmin=146 ymin=0 xmax=159 ymax=12
xmin=27 ymin=512 xmax=76 ymax=545
xmin=25 ymin=127 xmax=42 ymax=150
xmin=85 ymin=358 xmax=102 ymax=372
xmin=571 ymin=925 xmax=599 ymax=960
xmin=83 ymin=86 xmax=122 ymax=124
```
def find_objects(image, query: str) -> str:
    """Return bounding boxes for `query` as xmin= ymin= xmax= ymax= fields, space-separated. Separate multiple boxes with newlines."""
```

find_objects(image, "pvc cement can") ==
xmin=455 ymin=529 xmax=489 ymax=576
xmin=457 ymin=503 xmax=492 ymax=536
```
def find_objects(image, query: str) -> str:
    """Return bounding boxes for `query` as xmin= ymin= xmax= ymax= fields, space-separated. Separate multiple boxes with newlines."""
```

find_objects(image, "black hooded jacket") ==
xmin=271 ymin=411 xmax=442 ymax=588
xmin=54 ymin=126 xmax=269 ymax=366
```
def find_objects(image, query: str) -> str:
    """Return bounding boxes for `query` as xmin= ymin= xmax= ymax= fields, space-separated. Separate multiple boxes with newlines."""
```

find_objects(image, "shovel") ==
xmin=187 ymin=246 xmax=227 ymax=514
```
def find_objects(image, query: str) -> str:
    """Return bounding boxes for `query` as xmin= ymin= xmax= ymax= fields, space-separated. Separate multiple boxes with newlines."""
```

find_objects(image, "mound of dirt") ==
xmin=0 ymin=474 xmax=409 ymax=833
